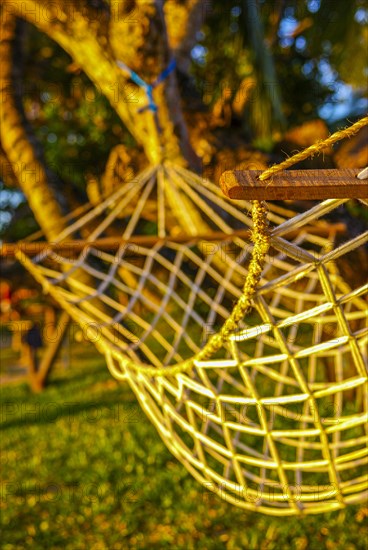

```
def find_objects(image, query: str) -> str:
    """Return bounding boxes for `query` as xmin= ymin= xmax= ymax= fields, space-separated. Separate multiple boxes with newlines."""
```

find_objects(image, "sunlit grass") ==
xmin=1 ymin=343 xmax=367 ymax=549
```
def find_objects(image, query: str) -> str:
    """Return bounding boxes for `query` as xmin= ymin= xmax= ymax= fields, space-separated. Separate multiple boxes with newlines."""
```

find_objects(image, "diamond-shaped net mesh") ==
xmin=17 ymin=162 xmax=367 ymax=515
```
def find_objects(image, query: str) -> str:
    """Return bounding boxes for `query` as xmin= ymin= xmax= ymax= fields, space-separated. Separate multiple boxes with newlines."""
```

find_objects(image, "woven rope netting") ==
xmin=16 ymin=159 xmax=367 ymax=516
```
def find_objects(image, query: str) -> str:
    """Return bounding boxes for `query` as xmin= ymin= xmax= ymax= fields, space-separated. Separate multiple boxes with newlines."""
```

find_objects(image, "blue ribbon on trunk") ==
xmin=117 ymin=59 xmax=177 ymax=114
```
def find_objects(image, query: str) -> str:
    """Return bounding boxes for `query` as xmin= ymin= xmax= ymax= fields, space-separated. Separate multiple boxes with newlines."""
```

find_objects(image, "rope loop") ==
xmin=117 ymin=59 xmax=176 ymax=114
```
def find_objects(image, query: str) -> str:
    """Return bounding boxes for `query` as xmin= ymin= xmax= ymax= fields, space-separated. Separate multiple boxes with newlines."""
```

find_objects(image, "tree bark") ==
xmin=0 ymin=10 xmax=65 ymax=240
xmin=2 ymin=0 xmax=199 ymax=167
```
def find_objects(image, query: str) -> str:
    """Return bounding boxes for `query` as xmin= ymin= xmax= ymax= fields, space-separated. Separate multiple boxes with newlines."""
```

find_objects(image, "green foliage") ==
xmin=295 ymin=0 xmax=368 ymax=88
xmin=191 ymin=0 xmax=367 ymax=143
xmin=1 ymin=348 xmax=367 ymax=549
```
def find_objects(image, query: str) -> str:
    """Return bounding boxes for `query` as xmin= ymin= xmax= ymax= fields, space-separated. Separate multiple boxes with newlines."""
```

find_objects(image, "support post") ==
xmin=30 ymin=311 xmax=70 ymax=392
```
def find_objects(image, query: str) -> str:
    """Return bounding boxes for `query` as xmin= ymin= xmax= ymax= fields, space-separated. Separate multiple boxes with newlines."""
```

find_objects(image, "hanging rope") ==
xmin=259 ymin=116 xmax=368 ymax=181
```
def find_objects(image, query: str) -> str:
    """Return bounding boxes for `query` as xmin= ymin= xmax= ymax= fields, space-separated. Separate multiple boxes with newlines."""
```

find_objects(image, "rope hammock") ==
xmin=14 ymin=119 xmax=368 ymax=516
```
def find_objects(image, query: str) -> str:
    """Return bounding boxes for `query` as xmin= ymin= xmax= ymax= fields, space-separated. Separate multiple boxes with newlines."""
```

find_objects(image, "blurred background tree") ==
xmin=0 ymin=0 xmax=367 ymax=241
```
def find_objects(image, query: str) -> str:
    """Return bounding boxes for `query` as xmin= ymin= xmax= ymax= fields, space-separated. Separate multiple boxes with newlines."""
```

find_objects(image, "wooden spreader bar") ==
xmin=0 ymin=223 xmax=346 ymax=259
xmin=0 ymin=230 xmax=253 ymax=258
xmin=220 ymin=169 xmax=368 ymax=200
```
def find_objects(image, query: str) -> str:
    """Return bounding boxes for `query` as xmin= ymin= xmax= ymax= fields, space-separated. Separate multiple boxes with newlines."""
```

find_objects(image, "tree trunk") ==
xmin=3 ymin=0 xmax=199 ymax=168
xmin=0 ymin=10 xmax=65 ymax=240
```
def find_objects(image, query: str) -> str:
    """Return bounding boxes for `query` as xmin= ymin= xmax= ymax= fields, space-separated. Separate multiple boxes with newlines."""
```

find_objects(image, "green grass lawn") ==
xmin=1 ymin=343 xmax=367 ymax=550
